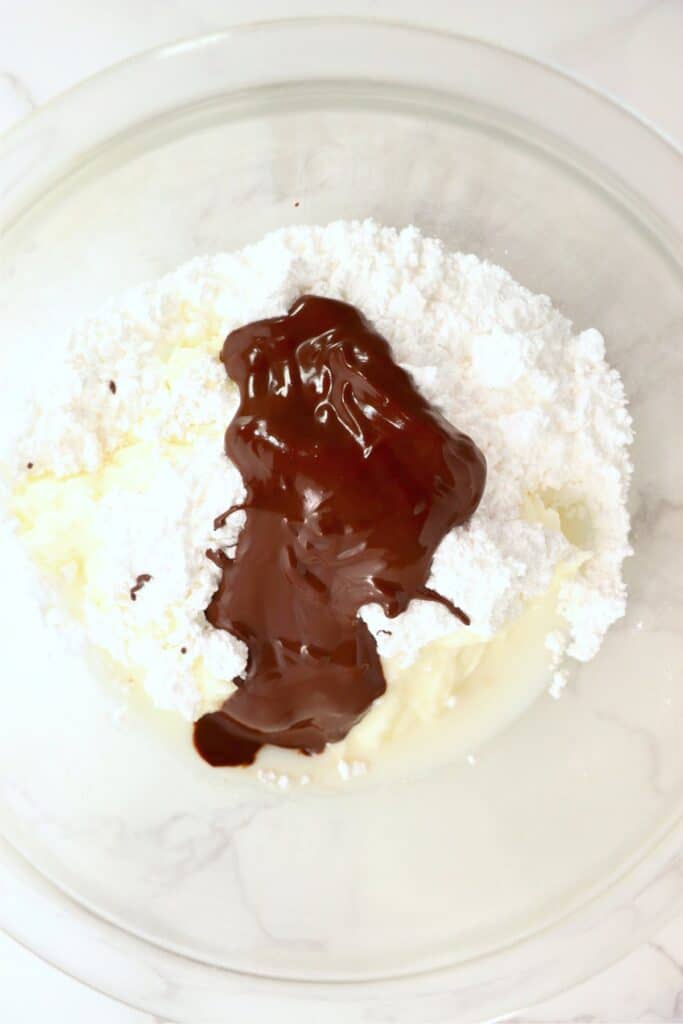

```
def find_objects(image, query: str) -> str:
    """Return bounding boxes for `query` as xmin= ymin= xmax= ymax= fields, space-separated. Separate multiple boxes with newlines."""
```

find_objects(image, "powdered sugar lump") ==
xmin=12 ymin=220 xmax=633 ymax=719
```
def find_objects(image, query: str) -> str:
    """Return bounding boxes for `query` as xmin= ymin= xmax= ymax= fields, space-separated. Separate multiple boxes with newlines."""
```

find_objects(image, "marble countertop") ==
xmin=1 ymin=1 xmax=682 ymax=1021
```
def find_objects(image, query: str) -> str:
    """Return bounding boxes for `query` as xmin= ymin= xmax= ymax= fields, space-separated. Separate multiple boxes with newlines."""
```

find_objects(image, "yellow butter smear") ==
xmin=13 ymin=439 xmax=230 ymax=712
xmin=11 ymin=338 xmax=237 ymax=716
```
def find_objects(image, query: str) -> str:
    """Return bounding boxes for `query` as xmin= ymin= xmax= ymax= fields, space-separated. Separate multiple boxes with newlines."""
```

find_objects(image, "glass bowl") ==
xmin=1 ymin=18 xmax=682 ymax=1023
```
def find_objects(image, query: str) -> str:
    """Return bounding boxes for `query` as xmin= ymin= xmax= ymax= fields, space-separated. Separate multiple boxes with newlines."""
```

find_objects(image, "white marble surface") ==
xmin=1 ymin=1 xmax=682 ymax=1021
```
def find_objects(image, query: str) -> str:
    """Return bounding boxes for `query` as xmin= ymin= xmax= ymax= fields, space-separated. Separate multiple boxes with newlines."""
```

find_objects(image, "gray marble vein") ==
xmin=0 ymin=70 xmax=35 ymax=134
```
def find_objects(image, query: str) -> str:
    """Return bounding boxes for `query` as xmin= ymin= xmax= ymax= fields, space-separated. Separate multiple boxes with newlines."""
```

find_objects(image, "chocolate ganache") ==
xmin=194 ymin=295 xmax=486 ymax=766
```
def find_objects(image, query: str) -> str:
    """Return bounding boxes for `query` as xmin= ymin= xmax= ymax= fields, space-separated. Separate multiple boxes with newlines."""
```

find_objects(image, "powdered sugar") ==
xmin=10 ymin=220 xmax=632 ymax=721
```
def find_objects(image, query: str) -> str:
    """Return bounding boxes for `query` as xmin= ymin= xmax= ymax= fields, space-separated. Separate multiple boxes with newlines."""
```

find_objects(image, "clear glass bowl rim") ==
xmin=1 ymin=16 xmax=682 ymax=1024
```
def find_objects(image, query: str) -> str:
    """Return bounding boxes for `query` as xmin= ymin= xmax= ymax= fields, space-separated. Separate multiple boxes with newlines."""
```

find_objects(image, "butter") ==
xmin=11 ymin=430 xmax=234 ymax=715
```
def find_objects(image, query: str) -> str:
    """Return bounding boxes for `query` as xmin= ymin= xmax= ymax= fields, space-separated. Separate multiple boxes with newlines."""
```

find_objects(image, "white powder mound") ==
xmin=10 ymin=220 xmax=632 ymax=719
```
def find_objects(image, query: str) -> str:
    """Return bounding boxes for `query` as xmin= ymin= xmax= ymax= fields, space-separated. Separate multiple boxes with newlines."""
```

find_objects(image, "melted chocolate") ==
xmin=130 ymin=573 xmax=152 ymax=601
xmin=194 ymin=296 xmax=486 ymax=766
